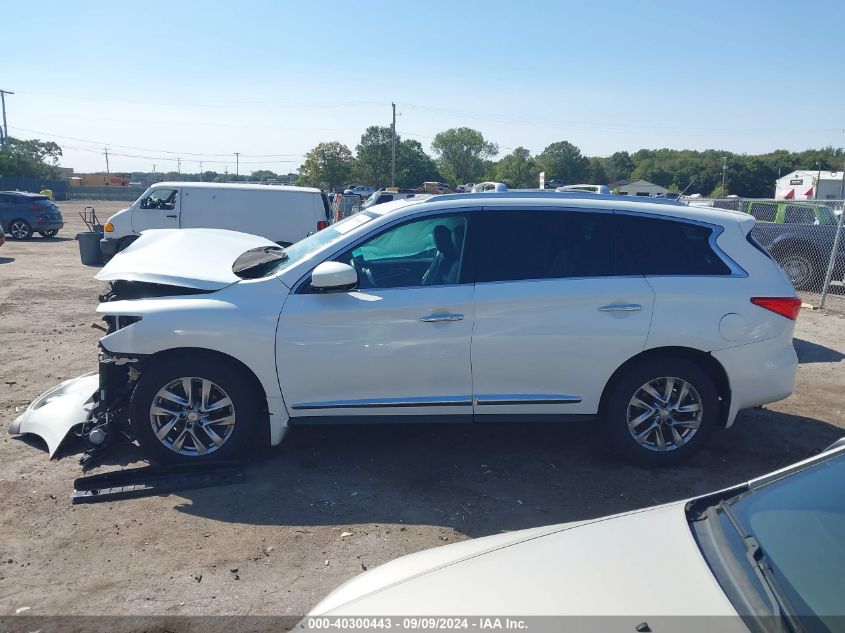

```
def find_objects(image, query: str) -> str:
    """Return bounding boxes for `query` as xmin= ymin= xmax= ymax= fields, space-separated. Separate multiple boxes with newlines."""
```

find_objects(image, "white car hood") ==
xmin=312 ymin=503 xmax=739 ymax=618
xmin=96 ymin=228 xmax=278 ymax=290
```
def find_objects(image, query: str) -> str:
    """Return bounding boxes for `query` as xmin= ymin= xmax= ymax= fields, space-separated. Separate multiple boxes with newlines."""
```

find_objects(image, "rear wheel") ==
xmin=774 ymin=250 xmax=822 ymax=290
xmin=130 ymin=355 xmax=261 ymax=464
xmin=601 ymin=358 xmax=719 ymax=466
xmin=38 ymin=229 xmax=58 ymax=238
xmin=8 ymin=219 xmax=32 ymax=240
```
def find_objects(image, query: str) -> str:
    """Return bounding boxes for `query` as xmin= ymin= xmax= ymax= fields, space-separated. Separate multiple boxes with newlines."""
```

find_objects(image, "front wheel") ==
xmin=8 ymin=219 xmax=32 ymax=240
xmin=601 ymin=358 xmax=719 ymax=466
xmin=129 ymin=355 xmax=261 ymax=464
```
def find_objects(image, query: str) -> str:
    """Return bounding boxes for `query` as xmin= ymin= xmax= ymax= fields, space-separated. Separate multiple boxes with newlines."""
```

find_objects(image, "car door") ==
xmin=276 ymin=211 xmax=475 ymax=421
xmin=132 ymin=187 xmax=180 ymax=233
xmin=0 ymin=194 xmax=11 ymax=228
xmin=469 ymin=208 xmax=655 ymax=418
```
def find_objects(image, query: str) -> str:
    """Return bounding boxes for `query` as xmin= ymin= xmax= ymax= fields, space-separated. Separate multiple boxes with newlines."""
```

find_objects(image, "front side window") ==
xmin=140 ymin=188 xmax=178 ymax=210
xmin=472 ymin=210 xmax=615 ymax=283
xmin=616 ymin=214 xmax=732 ymax=276
xmin=335 ymin=214 xmax=468 ymax=289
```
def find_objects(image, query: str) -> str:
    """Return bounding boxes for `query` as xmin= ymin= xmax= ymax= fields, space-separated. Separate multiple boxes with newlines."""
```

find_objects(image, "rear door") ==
xmin=469 ymin=208 xmax=655 ymax=418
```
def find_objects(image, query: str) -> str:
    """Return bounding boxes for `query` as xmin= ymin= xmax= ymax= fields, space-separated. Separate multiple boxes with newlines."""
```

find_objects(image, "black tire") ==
xmin=8 ymin=219 xmax=32 ymax=240
xmin=773 ymin=249 xmax=822 ymax=291
xmin=129 ymin=354 xmax=261 ymax=464
xmin=38 ymin=229 xmax=58 ymax=238
xmin=601 ymin=357 xmax=719 ymax=466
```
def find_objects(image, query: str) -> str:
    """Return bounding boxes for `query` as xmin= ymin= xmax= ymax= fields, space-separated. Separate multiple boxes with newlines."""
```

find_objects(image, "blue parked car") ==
xmin=0 ymin=191 xmax=64 ymax=239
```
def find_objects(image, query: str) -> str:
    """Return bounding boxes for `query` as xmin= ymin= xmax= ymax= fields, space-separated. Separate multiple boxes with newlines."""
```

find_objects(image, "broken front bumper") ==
xmin=9 ymin=373 xmax=100 ymax=457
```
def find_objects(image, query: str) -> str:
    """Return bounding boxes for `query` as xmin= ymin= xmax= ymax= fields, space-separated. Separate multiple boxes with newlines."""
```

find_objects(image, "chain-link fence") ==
xmin=687 ymin=197 xmax=845 ymax=312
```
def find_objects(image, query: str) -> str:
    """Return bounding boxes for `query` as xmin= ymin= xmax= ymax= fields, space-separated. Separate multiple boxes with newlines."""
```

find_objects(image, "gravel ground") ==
xmin=0 ymin=200 xmax=843 ymax=617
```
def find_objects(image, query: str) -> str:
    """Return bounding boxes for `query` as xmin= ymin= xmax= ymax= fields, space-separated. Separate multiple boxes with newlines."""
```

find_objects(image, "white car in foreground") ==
xmin=11 ymin=192 xmax=799 ymax=466
xmin=308 ymin=441 xmax=845 ymax=625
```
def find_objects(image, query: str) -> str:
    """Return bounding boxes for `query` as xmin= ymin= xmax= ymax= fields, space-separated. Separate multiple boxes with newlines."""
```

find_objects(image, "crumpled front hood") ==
xmin=96 ymin=228 xmax=278 ymax=290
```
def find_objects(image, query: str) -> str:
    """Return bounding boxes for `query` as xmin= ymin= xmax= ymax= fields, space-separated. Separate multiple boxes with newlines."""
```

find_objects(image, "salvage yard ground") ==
xmin=1 ymin=200 xmax=844 ymax=616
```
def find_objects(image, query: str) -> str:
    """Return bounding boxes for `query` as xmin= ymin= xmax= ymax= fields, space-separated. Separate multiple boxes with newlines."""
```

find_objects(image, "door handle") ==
xmin=166 ymin=214 xmax=177 ymax=219
xmin=419 ymin=313 xmax=464 ymax=323
xmin=598 ymin=304 xmax=642 ymax=312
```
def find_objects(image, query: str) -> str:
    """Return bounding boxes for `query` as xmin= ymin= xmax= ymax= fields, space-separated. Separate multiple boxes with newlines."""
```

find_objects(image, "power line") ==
xmin=9 ymin=126 xmax=304 ymax=158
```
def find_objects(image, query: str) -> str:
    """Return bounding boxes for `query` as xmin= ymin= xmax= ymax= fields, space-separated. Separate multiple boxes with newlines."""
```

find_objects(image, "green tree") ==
xmin=431 ymin=127 xmax=498 ymax=185
xmin=354 ymin=126 xmax=394 ymax=188
xmin=298 ymin=141 xmax=354 ymax=191
xmin=536 ymin=141 xmax=589 ymax=184
xmin=395 ymin=139 xmax=442 ymax=188
xmin=603 ymin=151 xmax=634 ymax=183
xmin=587 ymin=156 xmax=608 ymax=185
xmin=250 ymin=169 xmax=279 ymax=182
xmin=0 ymin=137 xmax=63 ymax=178
xmin=493 ymin=147 xmax=537 ymax=188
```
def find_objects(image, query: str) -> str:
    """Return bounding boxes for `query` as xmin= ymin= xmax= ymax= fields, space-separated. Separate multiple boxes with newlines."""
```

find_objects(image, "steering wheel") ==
xmin=351 ymin=255 xmax=377 ymax=288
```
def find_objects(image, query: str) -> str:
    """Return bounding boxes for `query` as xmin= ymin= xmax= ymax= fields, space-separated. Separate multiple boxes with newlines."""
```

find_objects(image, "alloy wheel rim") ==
xmin=10 ymin=221 xmax=28 ymax=239
xmin=782 ymin=257 xmax=811 ymax=286
xmin=150 ymin=377 xmax=236 ymax=456
xmin=626 ymin=376 xmax=703 ymax=452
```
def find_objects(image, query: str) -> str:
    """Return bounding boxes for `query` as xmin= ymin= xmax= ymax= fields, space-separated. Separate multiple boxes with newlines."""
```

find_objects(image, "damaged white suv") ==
xmin=11 ymin=192 xmax=801 ymax=466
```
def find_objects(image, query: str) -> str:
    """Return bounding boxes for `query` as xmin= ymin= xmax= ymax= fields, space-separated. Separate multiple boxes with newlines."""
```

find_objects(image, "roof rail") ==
xmin=422 ymin=191 xmax=687 ymax=206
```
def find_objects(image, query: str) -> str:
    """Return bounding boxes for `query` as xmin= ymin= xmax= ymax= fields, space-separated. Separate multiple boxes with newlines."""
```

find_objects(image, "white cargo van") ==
xmin=100 ymin=182 xmax=330 ymax=260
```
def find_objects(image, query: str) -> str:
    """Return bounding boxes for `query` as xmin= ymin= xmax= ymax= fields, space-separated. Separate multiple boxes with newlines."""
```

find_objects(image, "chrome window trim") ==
xmin=474 ymin=394 xmax=582 ymax=406
xmin=291 ymin=395 xmax=473 ymax=410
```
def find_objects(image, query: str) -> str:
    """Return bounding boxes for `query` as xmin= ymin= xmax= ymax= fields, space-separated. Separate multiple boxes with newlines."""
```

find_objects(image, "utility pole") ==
xmin=721 ymin=157 xmax=727 ymax=196
xmin=177 ymin=157 xmax=181 ymax=174
xmin=0 ymin=88 xmax=13 ymax=148
xmin=391 ymin=102 xmax=396 ymax=187
xmin=199 ymin=161 xmax=203 ymax=181
xmin=152 ymin=164 xmax=156 ymax=174
xmin=104 ymin=147 xmax=110 ymax=174
xmin=816 ymin=161 xmax=822 ymax=200
xmin=234 ymin=152 xmax=240 ymax=177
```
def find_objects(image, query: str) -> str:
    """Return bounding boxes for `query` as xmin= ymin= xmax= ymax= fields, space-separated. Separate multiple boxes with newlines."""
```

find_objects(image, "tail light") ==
xmin=316 ymin=220 xmax=328 ymax=232
xmin=29 ymin=203 xmax=46 ymax=210
xmin=751 ymin=297 xmax=802 ymax=320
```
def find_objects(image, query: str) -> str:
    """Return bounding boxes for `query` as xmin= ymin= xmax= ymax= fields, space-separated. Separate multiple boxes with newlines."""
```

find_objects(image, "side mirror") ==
xmin=311 ymin=261 xmax=358 ymax=292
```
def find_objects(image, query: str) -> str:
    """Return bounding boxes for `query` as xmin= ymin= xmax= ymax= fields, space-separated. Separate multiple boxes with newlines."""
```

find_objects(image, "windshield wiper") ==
xmin=719 ymin=501 xmax=805 ymax=633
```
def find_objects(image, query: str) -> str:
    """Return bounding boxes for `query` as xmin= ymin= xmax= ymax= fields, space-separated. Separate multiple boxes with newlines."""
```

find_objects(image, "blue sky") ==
xmin=3 ymin=0 xmax=844 ymax=173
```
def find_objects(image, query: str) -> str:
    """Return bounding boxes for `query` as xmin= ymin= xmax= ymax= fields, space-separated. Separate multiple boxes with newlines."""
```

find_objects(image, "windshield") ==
xmin=361 ymin=193 xmax=378 ymax=209
xmin=235 ymin=211 xmax=379 ymax=278
xmin=708 ymin=452 xmax=845 ymax=629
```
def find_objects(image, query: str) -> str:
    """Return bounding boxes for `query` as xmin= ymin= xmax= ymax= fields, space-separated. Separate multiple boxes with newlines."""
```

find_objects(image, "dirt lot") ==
xmin=1 ymin=200 xmax=844 ymax=617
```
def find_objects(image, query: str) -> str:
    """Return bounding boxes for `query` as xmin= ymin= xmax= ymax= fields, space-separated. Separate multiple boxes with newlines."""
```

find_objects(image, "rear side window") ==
xmin=615 ymin=215 xmax=732 ymax=276
xmin=472 ymin=210 xmax=615 ymax=283
xmin=750 ymin=202 xmax=777 ymax=222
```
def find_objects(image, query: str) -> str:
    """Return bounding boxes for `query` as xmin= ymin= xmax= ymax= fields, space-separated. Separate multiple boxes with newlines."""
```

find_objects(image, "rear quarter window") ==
xmin=615 ymin=214 xmax=732 ymax=276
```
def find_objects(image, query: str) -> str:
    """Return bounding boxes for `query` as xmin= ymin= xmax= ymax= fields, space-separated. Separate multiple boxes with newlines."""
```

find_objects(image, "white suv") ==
xmin=17 ymin=193 xmax=801 ymax=466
